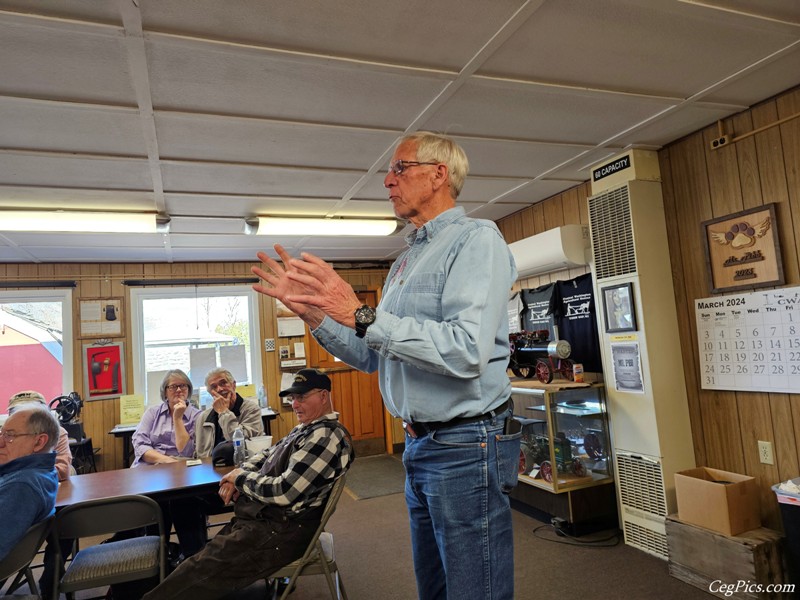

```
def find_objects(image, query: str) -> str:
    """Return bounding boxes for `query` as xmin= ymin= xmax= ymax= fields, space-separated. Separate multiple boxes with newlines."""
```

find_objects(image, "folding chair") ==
xmin=64 ymin=422 xmax=99 ymax=474
xmin=269 ymin=474 xmax=349 ymax=600
xmin=0 ymin=517 xmax=52 ymax=599
xmin=51 ymin=495 xmax=166 ymax=600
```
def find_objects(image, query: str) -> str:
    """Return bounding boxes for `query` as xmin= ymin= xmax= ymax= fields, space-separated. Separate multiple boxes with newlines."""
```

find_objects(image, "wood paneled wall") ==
xmin=1 ymin=261 xmax=388 ymax=471
xmin=496 ymin=182 xmax=592 ymax=291
xmin=659 ymin=86 xmax=800 ymax=528
xmin=497 ymin=85 xmax=800 ymax=528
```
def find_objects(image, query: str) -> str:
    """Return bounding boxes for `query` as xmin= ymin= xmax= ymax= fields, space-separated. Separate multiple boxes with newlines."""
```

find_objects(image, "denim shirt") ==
xmin=313 ymin=206 xmax=516 ymax=423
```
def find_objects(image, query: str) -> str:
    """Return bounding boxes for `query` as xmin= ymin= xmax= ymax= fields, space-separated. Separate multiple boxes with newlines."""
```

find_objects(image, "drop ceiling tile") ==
xmin=160 ymin=163 xmax=364 ymax=197
xmin=0 ymin=154 xmax=152 ymax=189
xmin=140 ymin=0 xmax=526 ymax=71
xmin=155 ymin=112 xmax=398 ymax=167
xmin=146 ymin=36 xmax=453 ymax=128
xmin=424 ymin=79 xmax=679 ymax=144
xmin=0 ymin=18 xmax=134 ymax=103
xmin=0 ymin=99 xmax=147 ymax=155
xmin=479 ymin=0 xmax=800 ymax=98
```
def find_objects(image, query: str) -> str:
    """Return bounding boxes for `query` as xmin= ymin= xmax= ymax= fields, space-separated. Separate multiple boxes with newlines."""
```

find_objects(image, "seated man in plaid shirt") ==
xmin=143 ymin=368 xmax=354 ymax=600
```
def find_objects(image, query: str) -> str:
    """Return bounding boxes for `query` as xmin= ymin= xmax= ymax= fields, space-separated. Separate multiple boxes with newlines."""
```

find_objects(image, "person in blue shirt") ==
xmin=253 ymin=131 xmax=520 ymax=600
xmin=0 ymin=404 xmax=60 ymax=562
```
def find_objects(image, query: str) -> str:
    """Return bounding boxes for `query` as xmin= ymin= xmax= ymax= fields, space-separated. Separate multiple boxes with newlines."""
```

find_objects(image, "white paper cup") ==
xmin=246 ymin=435 xmax=273 ymax=454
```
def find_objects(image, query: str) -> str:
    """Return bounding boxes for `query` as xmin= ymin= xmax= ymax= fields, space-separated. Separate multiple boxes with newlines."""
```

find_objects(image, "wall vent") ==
xmin=588 ymin=184 xmax=636 ymax=280
xmin=616 ymin=452 xmax=669 ymax=559
xmin=622 ymin=520 xmax=669 ymax=559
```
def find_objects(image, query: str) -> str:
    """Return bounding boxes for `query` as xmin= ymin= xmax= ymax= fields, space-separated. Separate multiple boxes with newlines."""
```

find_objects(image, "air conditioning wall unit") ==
xmin=508 ymin=224 xmax=589 ymax=279
xmin=588 ymin=150 xmax=695 ymax=560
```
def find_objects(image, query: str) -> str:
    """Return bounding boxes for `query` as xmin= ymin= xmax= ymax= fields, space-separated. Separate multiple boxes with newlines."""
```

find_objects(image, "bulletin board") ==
xmin=695 ymin=285 xmax=800 ymax=393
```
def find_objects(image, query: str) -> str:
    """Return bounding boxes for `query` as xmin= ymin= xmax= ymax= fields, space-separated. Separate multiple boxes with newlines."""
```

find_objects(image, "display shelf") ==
xmin=509 ymin=380 xmax=617 ymax=532
xmin=511 ymin=381 xmax=613 ymax=494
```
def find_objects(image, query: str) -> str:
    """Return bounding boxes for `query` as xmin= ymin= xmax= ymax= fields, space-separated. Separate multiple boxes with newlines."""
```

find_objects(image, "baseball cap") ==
xmin=9 ymin=390 xmax=47 ymax=407
xmin=279 ymin=369 xmax=331 ymax=397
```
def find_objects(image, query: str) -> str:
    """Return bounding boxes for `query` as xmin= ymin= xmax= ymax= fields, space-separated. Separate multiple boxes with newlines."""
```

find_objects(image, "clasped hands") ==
xmin=252 ymin=244 xmax=361 ymax=330
xmin=219 ymin=468 xmax=243 ymax=505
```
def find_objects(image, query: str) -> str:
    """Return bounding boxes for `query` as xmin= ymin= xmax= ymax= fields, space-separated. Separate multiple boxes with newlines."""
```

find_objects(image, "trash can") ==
xmin=772 ymin=478 xmax=800 ymax=586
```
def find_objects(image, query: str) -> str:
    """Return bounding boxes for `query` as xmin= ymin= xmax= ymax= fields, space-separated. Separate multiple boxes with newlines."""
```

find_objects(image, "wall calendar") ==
xmin=695 ymin=285 xmax=800 ymax=393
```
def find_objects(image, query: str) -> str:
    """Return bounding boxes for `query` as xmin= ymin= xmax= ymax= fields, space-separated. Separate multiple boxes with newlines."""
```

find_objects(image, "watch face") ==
xmin=355 ymin=305 xmax=376 ymax=325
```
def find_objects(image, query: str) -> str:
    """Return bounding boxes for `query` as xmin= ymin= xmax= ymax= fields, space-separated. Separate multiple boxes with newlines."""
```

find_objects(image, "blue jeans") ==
xmin=403 ymin=408 xmax=521 ymax=600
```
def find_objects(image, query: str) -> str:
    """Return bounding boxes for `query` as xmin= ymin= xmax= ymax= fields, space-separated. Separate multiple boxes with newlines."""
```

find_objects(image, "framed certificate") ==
xmin=79 ymin=298 xmax=124 ymax=338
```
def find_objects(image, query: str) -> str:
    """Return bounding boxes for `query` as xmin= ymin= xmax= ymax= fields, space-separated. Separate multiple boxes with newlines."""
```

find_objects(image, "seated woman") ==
xmin=131 ymin=369 xmax=206 ymax=559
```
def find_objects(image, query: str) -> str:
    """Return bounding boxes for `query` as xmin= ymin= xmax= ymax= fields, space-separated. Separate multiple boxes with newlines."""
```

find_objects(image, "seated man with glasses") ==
xmin=0 ymin=404 xmax=60 ymax=562
xmin=142 ymin=368 xmax=354 ymax=600
xmin=194 ymin=367 xmax=263 ymax=463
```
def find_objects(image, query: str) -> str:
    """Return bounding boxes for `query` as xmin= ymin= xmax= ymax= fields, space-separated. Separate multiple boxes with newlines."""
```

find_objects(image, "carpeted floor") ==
xmin=344 ymin=453 xmax=406 ymax=500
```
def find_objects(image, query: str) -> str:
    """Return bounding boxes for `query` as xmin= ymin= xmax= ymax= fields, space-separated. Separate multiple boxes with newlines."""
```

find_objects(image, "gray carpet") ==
xmin=345 ymin=454 xmax=406 ymax=500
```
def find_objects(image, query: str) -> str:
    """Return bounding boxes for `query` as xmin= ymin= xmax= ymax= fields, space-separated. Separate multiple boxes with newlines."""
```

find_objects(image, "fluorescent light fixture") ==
xmin=246 ymin=217 xmax=400 ymax=237
xmin=0 ymin=211 xmax=170 ymax=233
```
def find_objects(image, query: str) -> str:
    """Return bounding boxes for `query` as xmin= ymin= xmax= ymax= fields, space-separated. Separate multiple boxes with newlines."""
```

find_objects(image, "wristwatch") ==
xmin=354 ymin=304 xmax=377 ymax=338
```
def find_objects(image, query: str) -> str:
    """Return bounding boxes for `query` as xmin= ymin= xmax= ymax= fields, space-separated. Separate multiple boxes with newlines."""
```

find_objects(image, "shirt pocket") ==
xmin=398 ymin=272 xmax=445 ymax=320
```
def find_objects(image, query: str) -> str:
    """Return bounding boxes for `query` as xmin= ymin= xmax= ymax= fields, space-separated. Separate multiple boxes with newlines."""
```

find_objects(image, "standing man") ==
xmin=194 ymin=367 xmax=263 ymax=460
xmin=253 ymin=132 xmax=520 ymax=599
xmin=0 ymin=404 xmax=60 ymax=561
xmin=142 ymin=369 xmax=353 ymax=600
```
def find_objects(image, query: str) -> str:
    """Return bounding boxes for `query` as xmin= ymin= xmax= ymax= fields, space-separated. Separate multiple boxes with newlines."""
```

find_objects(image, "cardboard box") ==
xmin=675 ymin=467 xmax=761 ymax=536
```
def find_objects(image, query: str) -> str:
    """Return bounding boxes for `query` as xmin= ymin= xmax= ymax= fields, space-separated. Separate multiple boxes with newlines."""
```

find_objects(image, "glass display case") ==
xmin=512 ymin=382 xmax=612 ymax=493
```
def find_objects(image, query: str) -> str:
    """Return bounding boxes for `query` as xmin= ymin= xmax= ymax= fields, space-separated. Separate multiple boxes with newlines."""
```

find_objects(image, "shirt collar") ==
xmin=297 ymin=411 xmax=340 ymax=430
xmin=404 ymin=206 xmax=464 ymax=246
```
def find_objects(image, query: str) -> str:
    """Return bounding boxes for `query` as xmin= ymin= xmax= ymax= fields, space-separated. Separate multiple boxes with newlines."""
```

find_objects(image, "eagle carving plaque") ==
xmin=701 ymin=203 xmax=784 ymax=293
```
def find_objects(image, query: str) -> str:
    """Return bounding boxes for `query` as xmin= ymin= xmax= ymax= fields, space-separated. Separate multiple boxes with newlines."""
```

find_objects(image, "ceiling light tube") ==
xmin=0 ymin=211 xmax=170 ymax=233
xmin=247 ymin=217 xmax=400 ymax=237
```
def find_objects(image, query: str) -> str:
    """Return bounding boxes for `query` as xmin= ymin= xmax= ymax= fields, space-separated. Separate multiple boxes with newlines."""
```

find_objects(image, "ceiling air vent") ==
xmin=588 ymin=184 xmax=636 ymax=280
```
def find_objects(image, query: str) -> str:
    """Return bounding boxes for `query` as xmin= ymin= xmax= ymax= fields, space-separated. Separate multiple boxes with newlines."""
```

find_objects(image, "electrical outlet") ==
xmin=709 ymin=134 xmax=731 ymax=150
xmin=758 ymin=440 xmax=774 ymax=465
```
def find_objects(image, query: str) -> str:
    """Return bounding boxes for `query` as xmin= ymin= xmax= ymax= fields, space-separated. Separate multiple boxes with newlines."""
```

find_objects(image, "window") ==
xmin=0 ymin=289 xmax=74 ymax=414
xmin=130 ymin=285 xmax=262 ymax=407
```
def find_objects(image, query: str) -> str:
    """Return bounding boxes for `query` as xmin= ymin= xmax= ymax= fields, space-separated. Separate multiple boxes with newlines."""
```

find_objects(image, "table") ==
xmin=109 ymin=424 xmax=137 ymax=468
xmin=110 ymin=408 xmax=278 ymax=468
xmin=56 ymin=459 xmax=232 ymax=508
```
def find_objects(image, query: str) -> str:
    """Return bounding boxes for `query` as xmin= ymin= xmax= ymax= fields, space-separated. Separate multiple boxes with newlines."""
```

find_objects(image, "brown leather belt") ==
xmin=402 ymin=399 xmax=511 ymax=439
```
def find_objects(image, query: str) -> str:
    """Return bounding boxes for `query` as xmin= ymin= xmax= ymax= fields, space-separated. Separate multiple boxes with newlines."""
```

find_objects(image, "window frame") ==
xmin=130 ymin=285 xmax=263 ymax=404
xmin=0 ymin=288 xmax=75 ymax=398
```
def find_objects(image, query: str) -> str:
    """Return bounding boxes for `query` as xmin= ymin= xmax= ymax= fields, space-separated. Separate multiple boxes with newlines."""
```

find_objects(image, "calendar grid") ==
xmin=696 ymin=285 xmax=800 ymax=393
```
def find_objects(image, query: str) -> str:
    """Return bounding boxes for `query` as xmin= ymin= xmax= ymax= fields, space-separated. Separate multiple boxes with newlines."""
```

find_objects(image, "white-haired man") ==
xmin=0 ymin=404 xmax=60 ymax=561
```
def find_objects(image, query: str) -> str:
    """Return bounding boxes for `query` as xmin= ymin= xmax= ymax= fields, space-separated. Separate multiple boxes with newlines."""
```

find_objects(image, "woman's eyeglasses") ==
xmin=166 ymin=383 xmax=189 ymax=392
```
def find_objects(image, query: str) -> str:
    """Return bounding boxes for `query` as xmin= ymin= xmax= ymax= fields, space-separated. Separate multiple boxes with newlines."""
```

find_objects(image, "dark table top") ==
xmin=56 ymin=459 xmax=233 ymax=508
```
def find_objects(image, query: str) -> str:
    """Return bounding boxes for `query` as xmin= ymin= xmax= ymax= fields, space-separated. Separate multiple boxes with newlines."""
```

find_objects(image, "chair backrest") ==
xmin=54 ymin=495 xmax=164 ymax=540
xmin=295 ymin=474 xmax=347 ymax=560
xmin=63 ymin=422 xmax=83 ymax=442
xmin=0 ymin=516 xmax=52 ymax=581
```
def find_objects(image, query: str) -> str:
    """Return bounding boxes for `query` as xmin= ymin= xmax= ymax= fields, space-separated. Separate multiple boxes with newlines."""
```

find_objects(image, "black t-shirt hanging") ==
xmin=555 ymin=273 xmax=603 ymax=372
xmin=521 ymin=283 xmax=557 ymax=341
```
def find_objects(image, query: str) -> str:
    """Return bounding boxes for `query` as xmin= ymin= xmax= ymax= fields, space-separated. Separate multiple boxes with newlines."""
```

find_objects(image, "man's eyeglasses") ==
xmin=208 ymin=380 xmax=232 ymax=392
xmin=388 ymin=160 xmax=439 ymax=176
xmin=166 ymin=383 xmax=189 ymax=392
xmin=0 ymin=429 xmax=38 ymax=444
xmin=287 ymin=389 xmax=323 ymax=403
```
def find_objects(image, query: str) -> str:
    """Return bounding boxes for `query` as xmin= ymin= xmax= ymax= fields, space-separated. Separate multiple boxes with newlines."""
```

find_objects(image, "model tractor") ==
xmin=509 ymin=330 xmax=575 ymax=384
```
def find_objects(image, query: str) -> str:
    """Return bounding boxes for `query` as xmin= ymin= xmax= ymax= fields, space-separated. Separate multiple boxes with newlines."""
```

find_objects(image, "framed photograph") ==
xmin=83 ymin=342 xmax=126 ymax=401
xmin=79 ymin=298 xmax=124 ymax=338
xmin=701 ymin=203 xmax=784 ymax=293
xmin=602 ymin=282 xmax=637 ymax=333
